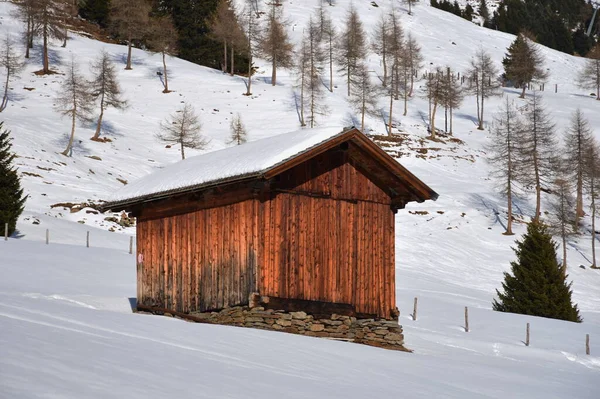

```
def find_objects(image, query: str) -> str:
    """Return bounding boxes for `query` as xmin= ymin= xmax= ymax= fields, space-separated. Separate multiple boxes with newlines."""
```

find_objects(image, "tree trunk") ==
xmin=93 ymin=109 xmax=104 ymax=140
xmin=478 ymin=90 xmax=485 ymax=130
xmin=329 ymin=38 xmax=333 ymax=92
xmin=126 ymin=33 xmax=133 ymax=70
xmin=592 ymin=197 xmax=597 ymax=268
xmin=347 ymin=65 xmax=351 ymax=96
xmin=180 ymin=141 xmax=185 ymax=160
xmin=230 ymin=45 xmax=235 ymax=76
xmin=272 ymin=54 xmax=277 ymax=86
xmin=576 ymin=173 xmax=584 ymax=221
xmin=62 ymin=108 xmax=77 ymax=157
xmin=43 ymin=25 xmax=49 ymax=73
xmin=0 ymin=69 xmax=10 ymax=112
xmin=562 ymin=233 xmax=567 ymax=276
xmin=444 ymin=106 xmax=448 ymax=133
xmin=450 ymin=107 xmax=453 ymax=135
xmin=409 ymin=73 xmax=415 ymax=97
xmin=505 ymin=178 xmax=514 ymax=235
xmin=382 ymin=52 xmax=387 ymax=88
xmin=246 ymin=54 xmax=252 ymax=96
xmin=223 ymin=41 xmax=228 ymax=73
xmin=430 ymin=102 xmax=438 ymax=139
xmin=300 ymin=68 xmax=305 ymax=126
xmin=520 ymin=85 xmax=526 ymax=99
xmin=62 ymin=25 xmax=68 ymax=48
xmin=361 ymin=95 xmax=365 ymax=132
xmin=162 ymin=52 xmax=169 ymax=93
xmin=25 ymin=18 xmax=31 ymax=59
xmin=388 ymin=70 xmax=394 ymax=136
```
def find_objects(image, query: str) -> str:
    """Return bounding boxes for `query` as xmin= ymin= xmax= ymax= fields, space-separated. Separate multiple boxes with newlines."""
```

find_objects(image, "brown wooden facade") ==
xmin=115 ymin=129 xmax=437 ymax=321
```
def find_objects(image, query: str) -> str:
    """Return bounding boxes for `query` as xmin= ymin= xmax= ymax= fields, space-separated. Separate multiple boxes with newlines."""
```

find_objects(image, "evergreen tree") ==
xmin=502 ymin=33 xmax=548 ymax=98
xmin=493 ymin=221 xmax=582 ymax=323
xmin=0 ymin=123 xmax=27 ymax=237
xmin=478 ymin=0 xmax=489 ymax=24
xmin=79 ymin=0 xmax=111 ymax=28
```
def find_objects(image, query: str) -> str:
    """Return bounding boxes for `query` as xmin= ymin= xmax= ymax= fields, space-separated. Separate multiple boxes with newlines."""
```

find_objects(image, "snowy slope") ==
xmin=1 ymin=1 xmax=599 ymax=397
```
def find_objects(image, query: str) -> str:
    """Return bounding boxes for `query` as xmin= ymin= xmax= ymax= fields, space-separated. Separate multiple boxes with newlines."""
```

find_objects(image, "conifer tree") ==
xmin=468 ymin=48 xmax=501 ymax=130
xmin=548 ymin=175 xmax=576 ymax=273
xmin=503 ymin=33 xmax=548 ymax=98
xmin=371 ymin=13 xmax=390 ymax=88
xmin=478 ymin=0 xmax=489 ymax=25
xmin=90 ymin=50 xmax=128 ymax=141
xmin=147 ymin=15 xmax=179 ymax=93
xmin=55 ymin=59 xmax=94 ymax=157
xmin=209 ymin=0 xmax=246 ymax=75
xmin=259 ymin=2 xmax=293 ymax=86
xmin=110 ymin=0 xmax=151 ymax=70
xmin=0 ymin=34 xmax=24 ymax=113
xmin=349 ymin=63 xmax=379 ymax=132
xmin=336 ymin=4 xmax=367 ymax=97
xmin=564 ymin=109 xmax=594 ymax=226
xmin=493 ymin=221 xmax=582 ymax=323
xmin=0 ymin=123 xmax=27 ymax=237
xmin=157 ymin=103 xmax=209 ymax=160
xmin=578 ymin=43 xmax=600 ymax=101
xmin=518 ymin=92 xmax=557 ymax=223
xmin=584 ymin=140 xmax=600 ymax=269
xmin=405 ymin=34 xmax=423 ymax=97
xmin=32 ymin=0 xmax=64 ymax=74
xmin=228 ymin=113 xmax=248 ymax=145
xmin=486 ymin=98 xmax=523 ymax=235
xmin=319 ymin=7 xmax=336 ymax=92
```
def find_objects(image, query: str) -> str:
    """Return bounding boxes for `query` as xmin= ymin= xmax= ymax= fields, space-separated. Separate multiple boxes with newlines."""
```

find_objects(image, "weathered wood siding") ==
xmin=260 ymin=149 xmax=396 ymax=319
xmin=136 ymin=146 xmax=397 ymax=320
xmin=137 ymin=199 xmax=259 ymax=313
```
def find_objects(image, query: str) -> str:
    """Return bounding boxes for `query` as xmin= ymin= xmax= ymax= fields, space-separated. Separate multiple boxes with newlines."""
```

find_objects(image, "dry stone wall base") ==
xmin=170 ymin=305 xmax=408 ymax=351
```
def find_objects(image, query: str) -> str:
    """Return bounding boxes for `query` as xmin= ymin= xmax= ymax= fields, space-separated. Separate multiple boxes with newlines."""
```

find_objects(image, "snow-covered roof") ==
xmin=105 ymin=127 xmax=351 ymax=207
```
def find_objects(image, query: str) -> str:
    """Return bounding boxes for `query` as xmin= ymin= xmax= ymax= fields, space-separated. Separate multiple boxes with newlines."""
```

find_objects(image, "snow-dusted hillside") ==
xmin=1 ymin=1 xmax=599 ymax=397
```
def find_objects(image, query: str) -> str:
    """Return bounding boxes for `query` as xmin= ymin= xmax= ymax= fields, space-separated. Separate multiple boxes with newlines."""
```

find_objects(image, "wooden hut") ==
xmin=104 ymin=127 xmax=437 ymax=322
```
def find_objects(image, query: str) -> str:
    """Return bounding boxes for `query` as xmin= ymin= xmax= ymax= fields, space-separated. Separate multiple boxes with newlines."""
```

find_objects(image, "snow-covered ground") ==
xmin=1 ymin=1 xmax=599 ymax=397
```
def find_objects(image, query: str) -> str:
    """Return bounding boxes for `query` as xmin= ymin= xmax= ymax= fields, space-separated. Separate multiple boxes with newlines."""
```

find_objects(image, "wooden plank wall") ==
xmin=137 ymin=199 xmax=259 ymax=313
xmin=261 ymin=151 xmax=396 ymax=320
xmin=258 ymin=194 xmax=395 ymax=319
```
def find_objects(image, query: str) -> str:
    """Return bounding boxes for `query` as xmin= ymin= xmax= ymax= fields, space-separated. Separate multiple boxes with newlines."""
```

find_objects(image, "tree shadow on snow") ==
xmin=28 ymin=45 xmax=64 ymax=71
xmin=453 ymin=112 xmax=479 ymax=128
xmin=52 ymin=132 xmax=92 ymax=157
xmin=342 ymin=112 xmax=360 ymax=130
xmin=111 ymin=52 xmax=148 ymax=69
xmin=82 ymin=119 xmax=125 ymax=138
xmin=468 ymin=193 xmax=534 ymax=231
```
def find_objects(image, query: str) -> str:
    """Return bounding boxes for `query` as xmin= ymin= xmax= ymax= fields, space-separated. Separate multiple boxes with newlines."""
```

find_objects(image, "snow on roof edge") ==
xmin=102 ymin=126 xmax=354 ymax=210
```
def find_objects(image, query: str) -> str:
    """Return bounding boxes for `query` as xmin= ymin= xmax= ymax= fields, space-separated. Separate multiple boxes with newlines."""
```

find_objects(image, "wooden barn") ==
xmin=104 ymin=127 xmax=437 ymax=322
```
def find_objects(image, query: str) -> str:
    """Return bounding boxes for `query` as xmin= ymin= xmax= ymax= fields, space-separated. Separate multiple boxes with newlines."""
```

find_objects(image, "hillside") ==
xmin=0 ymin=1 xmax=599 ymax=397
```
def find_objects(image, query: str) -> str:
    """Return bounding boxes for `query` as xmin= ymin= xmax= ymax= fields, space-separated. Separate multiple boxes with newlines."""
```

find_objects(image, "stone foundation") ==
xmin=146 ymin=305 xmax=407 ymax=351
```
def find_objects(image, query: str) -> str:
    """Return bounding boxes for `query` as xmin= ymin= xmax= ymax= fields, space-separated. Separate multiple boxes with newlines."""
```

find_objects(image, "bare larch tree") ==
xmin=0 ymin=34 xmax=24 ymax=112
xmin=424 ymin=67 xmax=446 ymax=139
xmin=110 ymin=0 xmax=151 ymax=70
xmin=13 ymin=0 xmax=36 ymax=59
xmin=241 ymin=0 xmax=262 ymax=96
xmin=386 ymin=9 xmax=404 ymax=102
xmin=157 ymin=103 xmax=209 ymax=160
xmin=32 ymin=0 xmax=64 ymax=74
xmin=442 ymin=66 xmax=463 ymax=135
xmin=584 ymin=140 xmax=600 ymax=269
xmin=518 ymin=92 xmax=558 ymax=223
xmin=548 ymin=174 xmax=576 ymax=274
xmin=147 ymin=15 xmax=179 ymax=93
xmin=209 ymin=0 xmax=245 ymax=75
xmin=316 ymin=5 xmax=336 ymax=92
xmin=403 ymin=0 xmax=418 ymax=15
xmin=578 ymin=43 xmax=600 ymax=101
xmin=349 ymin=63 xmax=379 ymax=132
xmin=405 ymin=34 xmax=423 ymax=97
xmin=336 ymin=4 xmax=367 ymax=97
xmin=371 ymin=13 xmax=390 ymax=87
xmin=486 ymin=98 xmax=523 ymax=235
xmin=90 ymin=50 xmax=128 ymax=141
xmin=564 ymin=108 xmax=594 ymax=227
xmin=228 ymin=113 xmax=248 ymax=145
xmin=55 ymin=59 xmax=94 ymax=157
xmin=468 ymin=48 xmax=501 ymax=130
xmin=259 ymin=2 xmax=294 ymax=86
xmin=502 ymin=33 xmax=548 ymax=98
xmin=297 ymin=17 xmax=326 ymax=128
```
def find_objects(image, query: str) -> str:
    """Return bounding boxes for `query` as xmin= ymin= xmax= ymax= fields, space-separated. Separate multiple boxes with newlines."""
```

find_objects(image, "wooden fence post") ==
xmin=413 ymin=297 xmax=418 ymax=321
xmin=525 ymin=323 xmax=530 ymax=346
xmin=86 ymin=231 xmax=90 ymax=248
xmin=129 ymin=236 xmax=133 ymax=254
xmin=586 ymin=334 xmax=590 ymax=355
xmin=464 ymin=306 xmax=469 ymax=332
xmin=46 ymin=229 xmax=49 ymax=245
xmin=4 ymin=223 xmax=7 ymax=241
